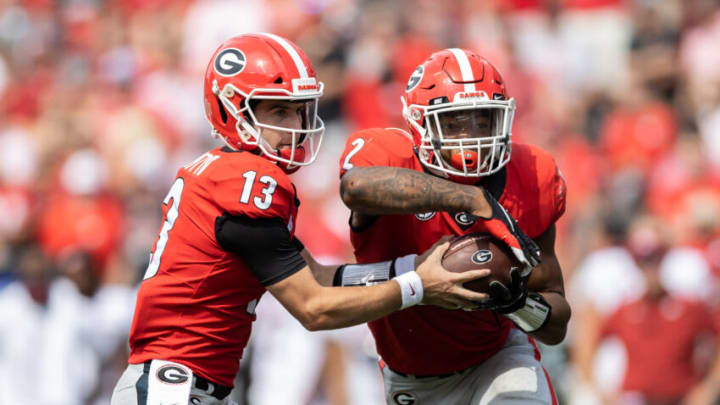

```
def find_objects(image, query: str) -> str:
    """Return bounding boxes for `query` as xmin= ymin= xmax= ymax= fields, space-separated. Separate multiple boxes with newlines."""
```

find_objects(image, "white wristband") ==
xmin=505 ymin=294 xmax=551 ymax=333
xmin=394 ymin=254 xmax=417 ymax=277
xmin=394 ymin=271 xmax=423 ymax=309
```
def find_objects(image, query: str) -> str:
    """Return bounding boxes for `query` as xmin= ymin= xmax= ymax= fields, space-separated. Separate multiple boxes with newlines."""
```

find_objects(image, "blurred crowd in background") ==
xmin=0 ymin=0 xmax=719 ymax=404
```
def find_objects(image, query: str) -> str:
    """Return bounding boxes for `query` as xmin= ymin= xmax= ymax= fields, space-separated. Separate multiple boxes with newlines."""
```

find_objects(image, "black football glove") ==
xmin=475 ymin=188 xmax=541 ymax=272
xmin=487 ymin=267 xmax=530 ymax=314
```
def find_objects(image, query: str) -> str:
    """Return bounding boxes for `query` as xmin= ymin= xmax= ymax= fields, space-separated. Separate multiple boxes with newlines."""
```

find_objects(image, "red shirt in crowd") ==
xmin=602 ymin=296 xmax=718 ymax=402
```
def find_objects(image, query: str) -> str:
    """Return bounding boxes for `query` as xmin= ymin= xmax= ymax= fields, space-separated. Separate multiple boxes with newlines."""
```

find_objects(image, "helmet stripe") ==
xmin=448 ymin=48 xmax=475 ymax=93
xmin=259 ymin=33 xmax=309 ymax=78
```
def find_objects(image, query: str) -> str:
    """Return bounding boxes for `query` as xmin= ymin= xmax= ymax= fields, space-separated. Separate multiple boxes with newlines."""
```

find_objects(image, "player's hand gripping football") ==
xmin=414 ymin=236 xmax=491 ymax=310
xmin=487 ymin=267 xmax=530 ymax=313
xmin=471 ymin=188 xmax=541 ymax=272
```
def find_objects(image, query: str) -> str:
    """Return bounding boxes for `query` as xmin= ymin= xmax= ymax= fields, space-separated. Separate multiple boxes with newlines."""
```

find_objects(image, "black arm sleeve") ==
xmin=215 ymin=213 xmax=307 ymax=286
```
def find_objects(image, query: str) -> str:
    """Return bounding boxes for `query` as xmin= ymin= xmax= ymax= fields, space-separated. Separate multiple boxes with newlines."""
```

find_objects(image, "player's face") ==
xmin=253 ymin=99 xmax=312 ymax=149
xmin=437 ymin=109 xmax=493 ymax=162
xmin=437 ymin=109 xmax=493 ymax=140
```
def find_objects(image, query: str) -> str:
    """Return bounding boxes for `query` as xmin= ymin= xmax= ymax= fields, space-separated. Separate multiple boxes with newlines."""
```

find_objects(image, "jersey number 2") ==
xmin=342 ymin=138 xmax=365 ymax=171
xmin=144 ymin=178 xmax=184 ymax=280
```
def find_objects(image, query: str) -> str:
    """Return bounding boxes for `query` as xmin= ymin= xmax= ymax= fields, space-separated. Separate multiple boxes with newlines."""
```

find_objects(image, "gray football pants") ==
xmin=381 ymin=329 xmax=557 ymax=405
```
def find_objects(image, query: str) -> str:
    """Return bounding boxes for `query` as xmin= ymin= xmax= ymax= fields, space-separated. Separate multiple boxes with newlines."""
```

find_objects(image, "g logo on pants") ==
xmin=393 ymin=392 xmax=416 ymax=405
xmin=157 ymin=365 xmax=189 ymax=384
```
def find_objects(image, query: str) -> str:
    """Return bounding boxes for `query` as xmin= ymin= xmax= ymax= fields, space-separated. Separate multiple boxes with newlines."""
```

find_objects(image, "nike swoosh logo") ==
xmin=409 ymin=285 xmax=416 ymax=296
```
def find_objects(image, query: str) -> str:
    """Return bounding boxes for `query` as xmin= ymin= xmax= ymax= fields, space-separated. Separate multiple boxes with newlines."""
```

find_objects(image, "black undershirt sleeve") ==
xmin=214 ymin=213 xmax=307 ymax=287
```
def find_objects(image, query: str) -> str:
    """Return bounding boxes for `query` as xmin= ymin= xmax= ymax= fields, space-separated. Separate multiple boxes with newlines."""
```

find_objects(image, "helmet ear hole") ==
xmin=246 ymin=99 xmax=259 ymax=127
xmin=273 ymin=76 xmax=284 ymax=84
xmin=215 ymin=96 xmax=228 ymax=124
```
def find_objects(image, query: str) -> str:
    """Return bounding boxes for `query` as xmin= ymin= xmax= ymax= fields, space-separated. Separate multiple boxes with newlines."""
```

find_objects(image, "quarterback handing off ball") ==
xmin=442 ymin=233 xmax=520 ymax=295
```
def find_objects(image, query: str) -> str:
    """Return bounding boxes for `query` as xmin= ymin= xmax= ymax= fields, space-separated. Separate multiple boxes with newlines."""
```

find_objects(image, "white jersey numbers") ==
xmin=239 ymin=171 xmax=278 ymax=210
xmin=342 ymin=138 xmax=365 ymax=171
xmin=144 ymin=177 xmax=185 ymax=280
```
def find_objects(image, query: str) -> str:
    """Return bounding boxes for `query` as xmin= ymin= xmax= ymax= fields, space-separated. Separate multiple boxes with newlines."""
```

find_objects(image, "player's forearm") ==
xmin=521 ymin=226 xmax=569 ymax=345
xmin=270 ymin=268 xmax=405 ymax=331
xmin=341 ymin=167 xmax=490 ymax=216
xmin=303 ymin=282 xmax=402 ymax=330
xmin=528 ymin=292 xmax=571 ymax=345
xmin=310 ymin=263 xmax=337 ymax=286
xmin=299 ymin=248 xmax=337 ymax=286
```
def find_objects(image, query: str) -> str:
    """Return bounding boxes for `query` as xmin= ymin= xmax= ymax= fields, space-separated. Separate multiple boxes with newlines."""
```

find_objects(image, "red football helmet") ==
xmin=203 ymin=33 xmax=325 ymax=173
xmin=401 ymin=48 xmax=515 ymax=183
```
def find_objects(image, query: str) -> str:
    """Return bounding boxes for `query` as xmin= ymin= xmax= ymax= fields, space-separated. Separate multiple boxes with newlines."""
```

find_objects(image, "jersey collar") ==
xmin=481 ymin=167 xmax=506 ymax=201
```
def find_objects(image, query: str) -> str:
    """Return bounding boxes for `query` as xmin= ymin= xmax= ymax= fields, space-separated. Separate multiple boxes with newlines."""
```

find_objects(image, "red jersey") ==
xmin=128 ymin=147 xmax=299 ymax=387
xmin=339 ymin=128 xmax=566 ymax=375
xmin=602 ymin=297 xmax=718 ymax=402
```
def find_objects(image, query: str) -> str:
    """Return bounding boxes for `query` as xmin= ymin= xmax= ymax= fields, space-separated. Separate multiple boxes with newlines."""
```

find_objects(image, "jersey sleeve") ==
xmin=339 ymin=128 xmax=417 ymax=178
xmin=206 ymin=158 xmax=296 ymax=222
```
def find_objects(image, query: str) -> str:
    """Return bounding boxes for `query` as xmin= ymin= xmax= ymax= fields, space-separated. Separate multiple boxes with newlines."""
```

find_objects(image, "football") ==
xmin=441 ymin=233 xmax=520 ymax=293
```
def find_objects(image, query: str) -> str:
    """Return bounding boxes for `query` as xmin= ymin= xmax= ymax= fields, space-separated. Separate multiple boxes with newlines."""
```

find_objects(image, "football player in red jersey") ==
xmin=110 ymin=36 xmax=489 ymax=405
xmin=336 ymin=49 xmax=571 ymax=404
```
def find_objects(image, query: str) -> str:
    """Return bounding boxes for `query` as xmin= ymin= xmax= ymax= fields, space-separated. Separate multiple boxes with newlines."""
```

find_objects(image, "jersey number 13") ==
xmin=143 ymin=171 xmax=278 ymax=280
